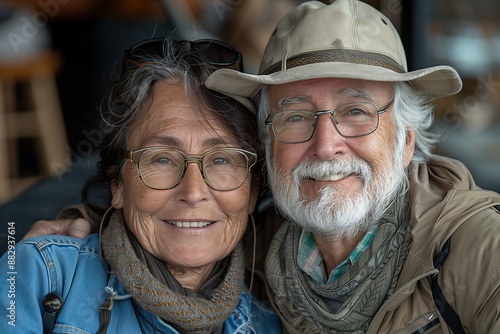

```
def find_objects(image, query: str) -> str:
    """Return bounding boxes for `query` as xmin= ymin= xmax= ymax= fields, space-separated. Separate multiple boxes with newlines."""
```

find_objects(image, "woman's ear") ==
xmin=247 ymin=185 xmax=259 ymax=215
xmin=110 ymin=181 xmax=124 ymax=209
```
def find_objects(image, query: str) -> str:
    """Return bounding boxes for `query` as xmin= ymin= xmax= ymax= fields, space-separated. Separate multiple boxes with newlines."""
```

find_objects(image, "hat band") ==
xmin=260 ymin=49 xmax=406 ymax=75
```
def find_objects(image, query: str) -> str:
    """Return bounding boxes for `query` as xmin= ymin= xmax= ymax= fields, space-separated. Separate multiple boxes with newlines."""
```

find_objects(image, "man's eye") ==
xmin=283 ymin=111 xmax=311 ymax=123
xmin=347 ymin=108 xmax=368 ymax=115
xmin=287 ymin=115 xmax=306 ymax=122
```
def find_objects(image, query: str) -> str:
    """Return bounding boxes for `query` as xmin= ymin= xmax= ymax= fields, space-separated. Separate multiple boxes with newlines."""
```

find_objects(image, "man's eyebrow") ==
xmin=337 ymin=87 xmax=374 ymax=100
xmin=277 ymin=96 xmax=309 ymax=108
xmin=277 ymin=88 xmax=374 ymax=108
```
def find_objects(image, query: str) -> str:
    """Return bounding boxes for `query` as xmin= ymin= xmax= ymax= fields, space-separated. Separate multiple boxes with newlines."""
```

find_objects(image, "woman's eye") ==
xmin=146 ymin=153 xmax=174 ymax=164
xmin=157 ymin=157 xmax=171 ymax=164
xmin=212 ymin=157 xmax=229 ymax=164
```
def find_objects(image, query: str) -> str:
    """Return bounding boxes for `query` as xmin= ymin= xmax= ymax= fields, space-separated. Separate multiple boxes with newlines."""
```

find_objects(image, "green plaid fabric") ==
xmin=298 ymin=226 xmax=379 ymax=283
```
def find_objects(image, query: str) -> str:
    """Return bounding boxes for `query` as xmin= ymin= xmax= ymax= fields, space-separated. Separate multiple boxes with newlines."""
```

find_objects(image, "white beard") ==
xmin=268 ymin=151 xmax=407 ymax=241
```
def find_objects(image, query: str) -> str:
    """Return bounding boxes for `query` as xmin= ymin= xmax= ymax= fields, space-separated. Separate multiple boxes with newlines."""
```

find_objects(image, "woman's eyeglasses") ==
xmin=121 ymin=38 xmax=243 ymax=75
xmin=125 ymin=147 xmax=257 ymax=191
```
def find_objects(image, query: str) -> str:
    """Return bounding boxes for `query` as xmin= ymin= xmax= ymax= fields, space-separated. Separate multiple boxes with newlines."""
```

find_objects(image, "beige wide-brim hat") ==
xmin=206 ymin=0 xmax=462 ymax=113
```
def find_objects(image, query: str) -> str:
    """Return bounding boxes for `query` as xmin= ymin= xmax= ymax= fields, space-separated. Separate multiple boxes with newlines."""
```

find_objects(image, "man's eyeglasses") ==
xmin=125 ymin=147 xmax=257 ymax=191
xmin=265 ymin=100 xmax=394 ymax=143
xmin=122 ymin=38 xmax=243 ymax=74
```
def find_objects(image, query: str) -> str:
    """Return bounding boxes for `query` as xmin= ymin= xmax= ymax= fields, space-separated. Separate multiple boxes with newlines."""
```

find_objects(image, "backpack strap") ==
xmin=430 ymin=237 xmax=465 ymax=334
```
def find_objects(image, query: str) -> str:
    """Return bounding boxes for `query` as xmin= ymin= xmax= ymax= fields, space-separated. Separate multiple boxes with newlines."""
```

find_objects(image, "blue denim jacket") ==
xmin=0 ymin=234 xmax=281 ymax=333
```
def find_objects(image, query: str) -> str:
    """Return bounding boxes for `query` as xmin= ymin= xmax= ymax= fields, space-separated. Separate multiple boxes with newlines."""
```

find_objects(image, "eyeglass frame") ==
xmin=121 ymin=38 xmax=244 ymax=76
xmin=124 ymin=146 xmax=257 ymax=191
xmin=264 ymin=99 xmax=395 ymax=143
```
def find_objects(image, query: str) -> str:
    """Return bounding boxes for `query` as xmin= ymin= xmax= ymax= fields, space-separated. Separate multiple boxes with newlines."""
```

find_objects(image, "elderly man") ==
xmin=205 ymin=0 xmax=500 ymax=332
xmin=22 ymin=0 xmax=500 ymax=333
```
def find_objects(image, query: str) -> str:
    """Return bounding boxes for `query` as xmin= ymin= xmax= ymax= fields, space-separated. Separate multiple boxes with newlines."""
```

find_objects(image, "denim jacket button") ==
xmin=43 ymin=292 xmax=63 ymax=312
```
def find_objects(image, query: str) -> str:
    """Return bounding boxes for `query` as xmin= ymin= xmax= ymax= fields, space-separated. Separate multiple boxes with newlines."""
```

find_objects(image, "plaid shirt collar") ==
xmin=297 ymin=226 xmax=379 ymax=284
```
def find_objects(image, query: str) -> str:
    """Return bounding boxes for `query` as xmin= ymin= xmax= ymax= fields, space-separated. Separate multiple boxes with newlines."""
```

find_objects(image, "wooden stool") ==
xmin=0 ymin=50 xmax=69 ymax=203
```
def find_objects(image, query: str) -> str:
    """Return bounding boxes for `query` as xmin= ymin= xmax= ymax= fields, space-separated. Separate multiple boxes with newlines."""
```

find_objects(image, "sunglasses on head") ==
xmin=121 ymin=38 xmax=243 ymax=75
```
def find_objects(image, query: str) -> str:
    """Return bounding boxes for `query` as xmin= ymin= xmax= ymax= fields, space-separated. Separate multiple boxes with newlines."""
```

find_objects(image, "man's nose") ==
xmin=309 ymin=114 xmax=347 ymax=159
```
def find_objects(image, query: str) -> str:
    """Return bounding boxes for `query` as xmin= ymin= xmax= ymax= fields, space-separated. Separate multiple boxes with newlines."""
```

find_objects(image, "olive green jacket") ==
xmin=246 ymin=155 xmax=500 ymax=333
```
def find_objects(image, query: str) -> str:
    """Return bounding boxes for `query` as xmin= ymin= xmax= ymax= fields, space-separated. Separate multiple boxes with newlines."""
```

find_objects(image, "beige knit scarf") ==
xmin=102 ymin=210 xmax=244 ymax=333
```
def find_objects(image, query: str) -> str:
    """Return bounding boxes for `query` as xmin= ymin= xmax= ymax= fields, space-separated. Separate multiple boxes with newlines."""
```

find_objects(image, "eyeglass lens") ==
xmin=137 ymin=148 xmax=251 ymax=190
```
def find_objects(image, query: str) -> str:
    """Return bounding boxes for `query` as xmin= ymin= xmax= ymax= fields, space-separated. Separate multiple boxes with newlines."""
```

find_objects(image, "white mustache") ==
xmin=292 ymin=158 xmax=372 ymax=184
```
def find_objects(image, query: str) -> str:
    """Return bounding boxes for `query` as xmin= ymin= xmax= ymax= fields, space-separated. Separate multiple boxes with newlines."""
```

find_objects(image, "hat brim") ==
xmin=206 ymin=62 xmax=462 ymax=113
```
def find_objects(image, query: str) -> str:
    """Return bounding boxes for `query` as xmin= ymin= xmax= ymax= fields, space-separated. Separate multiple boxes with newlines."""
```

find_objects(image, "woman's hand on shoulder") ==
xmin=22 ymin=218 xmax=91 ymax=240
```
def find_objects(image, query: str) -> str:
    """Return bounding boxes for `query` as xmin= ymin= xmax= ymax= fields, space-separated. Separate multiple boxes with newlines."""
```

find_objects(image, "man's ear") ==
xmin=403 ymin=129 xmax=416 ymax=167
xmin=110 ymin=181 xmax=123 ymax=209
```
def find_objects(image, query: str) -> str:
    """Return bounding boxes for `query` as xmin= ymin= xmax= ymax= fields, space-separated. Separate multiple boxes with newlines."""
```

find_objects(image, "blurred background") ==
xmin=0 ymin=0 xmax=499 ymax=250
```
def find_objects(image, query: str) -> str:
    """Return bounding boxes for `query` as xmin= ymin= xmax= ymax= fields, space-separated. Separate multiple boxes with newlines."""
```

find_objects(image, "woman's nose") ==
xmin=175 ymin=162 xmax=210 ymax=204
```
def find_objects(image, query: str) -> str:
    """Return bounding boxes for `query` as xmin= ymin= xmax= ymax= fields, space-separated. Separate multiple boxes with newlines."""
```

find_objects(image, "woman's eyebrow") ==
xmin=203 ymin=136 xmax=237 ymax=148
xmin=147 ymin=136 xmax=237 ymax=149
xmin=148 ymin=136 xmax=180 ymax=147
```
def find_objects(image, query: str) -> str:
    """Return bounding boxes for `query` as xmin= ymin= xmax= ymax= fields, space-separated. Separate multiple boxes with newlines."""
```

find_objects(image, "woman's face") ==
xmin=111 ymin=81 xmax=257 ymax=278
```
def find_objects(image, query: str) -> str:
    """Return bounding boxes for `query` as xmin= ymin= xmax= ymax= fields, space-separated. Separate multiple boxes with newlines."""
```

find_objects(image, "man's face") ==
xmin=266 ymin=78 xmax=415 ymax=240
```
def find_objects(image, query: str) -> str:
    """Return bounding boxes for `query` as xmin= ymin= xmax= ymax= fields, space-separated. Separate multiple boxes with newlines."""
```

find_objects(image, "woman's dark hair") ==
xmin=82 ymin=39 xmax=262 ymax=230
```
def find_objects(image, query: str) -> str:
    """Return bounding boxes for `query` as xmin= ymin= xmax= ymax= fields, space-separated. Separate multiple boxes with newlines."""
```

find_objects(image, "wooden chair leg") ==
xmin=30 ymin=74 xmax=69 ymax=176
xmin=0 ymin=82 xmax=10 ymax=201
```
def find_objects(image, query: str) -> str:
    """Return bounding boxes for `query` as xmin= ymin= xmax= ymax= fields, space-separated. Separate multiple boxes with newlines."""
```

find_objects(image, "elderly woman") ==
xmin=0 ymin=39 xmax=280 ymax=333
